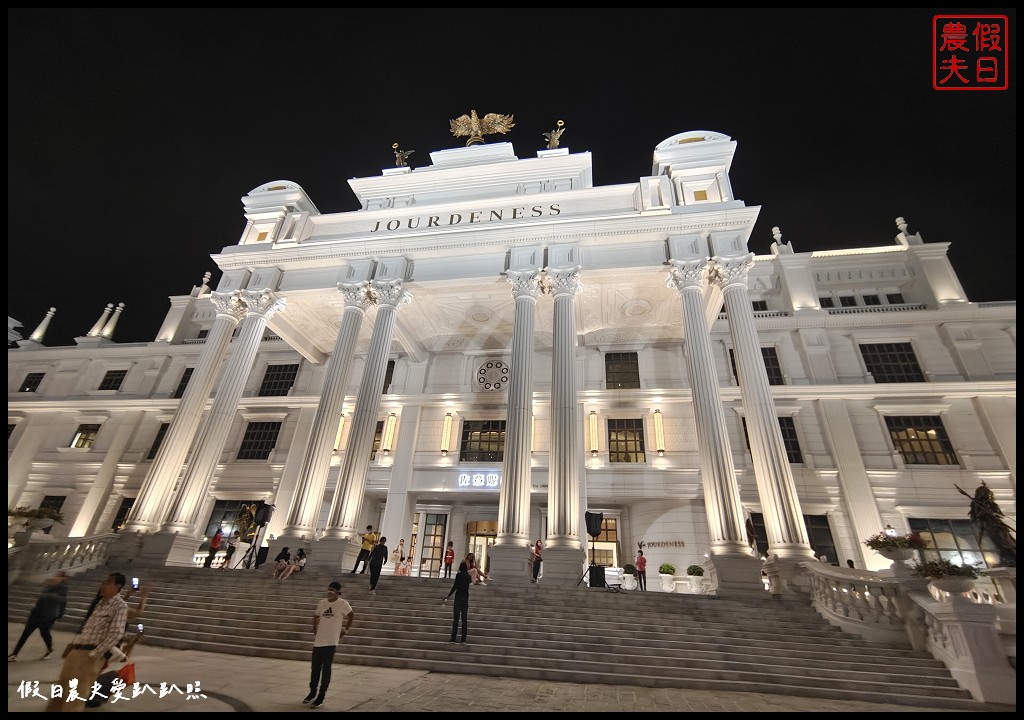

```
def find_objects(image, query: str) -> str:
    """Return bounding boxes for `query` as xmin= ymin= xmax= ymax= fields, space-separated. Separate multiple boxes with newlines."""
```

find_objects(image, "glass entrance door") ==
xmin=466 ymin=519 xmax=498 ymax=577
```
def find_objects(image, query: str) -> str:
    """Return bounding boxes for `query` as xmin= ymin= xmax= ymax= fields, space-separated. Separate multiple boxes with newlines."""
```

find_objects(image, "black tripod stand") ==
xmin=575 ymin=534 xmax=601 ymax=587
xmin=238 ymin=522 xmax=267 ymax=569
xmin=576 ymin=510 xmax=605 ymax=588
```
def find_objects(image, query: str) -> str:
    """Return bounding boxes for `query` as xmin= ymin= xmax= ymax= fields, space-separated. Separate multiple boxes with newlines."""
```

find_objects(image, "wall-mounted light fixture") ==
xmin=333 ymin=415 xmax=346 ymax=453
xmin=440 ymin=412 xmax=453 ymax=456
xmin=653 ymin=409 xmax=665 ymax=457
xmin=589 ymin=410 xmax=599 ymax=457
xmin=381 ymin=412 xmax=398 ymax=456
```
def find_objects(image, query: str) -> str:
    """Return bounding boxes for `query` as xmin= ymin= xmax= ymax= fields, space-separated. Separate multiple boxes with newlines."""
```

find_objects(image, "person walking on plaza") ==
xmin=635 ymin=549 xmax=648 ymax=591
xmin=9 ymin=570 xmax=68 ymax=662
xmin=368 ymin=536 xmax=388 ymax=595
xmin=350 ymin=525 xmax=378 ymax=574
xmin=304 ymin=580 xmax=354 ymax=709
xmin=443 ymin=561 xmax=471 ymax=642
xmin=530 ymin=540 xmax=543 ymax=583
xmin=443 ymin=540 xmax=455 ymax=579
xmin=204 ymin=528 xmax=224 ymax=568
xmin=45 ymin=572 xmax=128 ymax=712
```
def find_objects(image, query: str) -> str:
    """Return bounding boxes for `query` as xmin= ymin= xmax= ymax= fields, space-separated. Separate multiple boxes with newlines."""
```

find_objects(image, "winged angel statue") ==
xmin=449 ymin=109 xmax=515 ymax=146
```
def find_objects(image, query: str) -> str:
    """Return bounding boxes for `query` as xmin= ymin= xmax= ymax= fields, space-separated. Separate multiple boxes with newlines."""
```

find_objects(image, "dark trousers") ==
xmin=351 ymin=549 xmax=370 ymax=573
xmin=309 ymin=645 xmax=336 ymax=698
xmin=13 ymin=611 xmax=55 ymax=654
xmin=532 ymin=560 xmax=541 ymax=581
xmin=443 ymin=563 xmax=452 ymax=578
xmin=369 ymin=563 xmax=383 ymax=590
xmin=450 ymin=597 xmax=468 ymax=641
xmin=637 ymin=570 xmax=647 ymax=591
xmin=204 ymin=547 xmax=220 ymax=568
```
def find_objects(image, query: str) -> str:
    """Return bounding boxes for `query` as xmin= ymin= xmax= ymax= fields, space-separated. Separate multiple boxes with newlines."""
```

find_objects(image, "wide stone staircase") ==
xmin=7 ymin=566 xmax=996 ymax=710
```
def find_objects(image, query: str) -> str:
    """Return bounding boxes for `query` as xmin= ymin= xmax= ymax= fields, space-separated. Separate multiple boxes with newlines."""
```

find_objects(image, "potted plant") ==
xmin=8 ymin=506 xmax=65 ymax=530
xmin=864 ymin=530 xmax=927 ymax=563
xmin=657 ymin=563 xmax=676 ymax=593
xmin=685 ymin=564 xmax=705 ymax=593
xmin=913 ymin=558 xmax=979 ymax=595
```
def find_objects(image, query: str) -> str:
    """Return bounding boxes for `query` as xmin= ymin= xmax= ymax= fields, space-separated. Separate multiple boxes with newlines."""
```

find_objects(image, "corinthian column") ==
xmin=124 ymin=290 xmax=247 ymax=534
xmin=543 ymin=267 xmax=587 ymax=585
xmin=488 ymin=270 xmax=540 ymax=582
xmin=278 ymin=282 xmax=374 ymax=550
xmin=322 ymin=279 xmax=411 ymax=561
xmin=152 ymin=289 xmax=286 ymax=565
xmin=712 ymin=255 xmax=815 ymax=590
xmin=667 ymin=260 xmax=761 ymax=597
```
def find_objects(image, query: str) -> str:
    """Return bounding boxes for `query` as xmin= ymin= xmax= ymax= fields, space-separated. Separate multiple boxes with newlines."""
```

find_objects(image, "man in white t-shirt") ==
xmin=304 ymin=581 xmax=354 ymax=709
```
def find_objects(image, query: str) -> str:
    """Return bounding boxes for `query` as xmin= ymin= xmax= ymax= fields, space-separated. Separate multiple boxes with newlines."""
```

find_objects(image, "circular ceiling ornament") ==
xmin=476 ymin=359 xmax=510 ymax=391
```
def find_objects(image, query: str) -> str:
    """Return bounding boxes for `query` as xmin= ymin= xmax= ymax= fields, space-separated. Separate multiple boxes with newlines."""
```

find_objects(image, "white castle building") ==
xmin=7 ymin=130 xmax=1016 ymax=594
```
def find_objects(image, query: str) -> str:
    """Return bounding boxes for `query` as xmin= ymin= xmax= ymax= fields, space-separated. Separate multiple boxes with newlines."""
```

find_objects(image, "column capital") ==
xmin=506 ymin=270 xmax=541 ymax=300
xmin=370 ymin=279 xmax=412 ymax=309
xmin=337 ymin=281 xmax=374 ymax=310
xmin=666 ymin=259 xmax=709 ymax=292
xmin=240 ymin=289 xmax=287 ymax=319
xmin=209 ymin=290 xmax=248 ymax=322
xmin=711 ymin=254 xmax=755 ymax=289
xmin=544 ymin=268 xmax=583 ymax=297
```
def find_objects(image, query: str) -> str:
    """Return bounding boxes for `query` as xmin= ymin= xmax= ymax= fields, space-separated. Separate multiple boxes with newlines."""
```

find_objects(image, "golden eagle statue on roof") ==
xmin=450 ymin=109 xmax=515 ymax=146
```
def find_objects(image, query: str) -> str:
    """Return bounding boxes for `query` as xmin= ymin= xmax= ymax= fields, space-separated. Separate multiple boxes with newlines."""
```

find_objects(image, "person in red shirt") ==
xmin=635 ymin=549 xmax=648 ymax=591
xmin=443 ymin=541 xmax=455 ymax=579
xmin=204 ymin=528 xmax=224 ymax=568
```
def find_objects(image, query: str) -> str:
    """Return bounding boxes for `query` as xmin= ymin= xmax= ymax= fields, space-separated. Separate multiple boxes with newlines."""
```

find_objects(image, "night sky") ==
xmin=8 ymin=9 xmax=1016 ymax=347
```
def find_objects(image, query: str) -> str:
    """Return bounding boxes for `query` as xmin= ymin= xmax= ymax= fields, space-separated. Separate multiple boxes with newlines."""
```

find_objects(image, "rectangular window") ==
xmin=751 ymin=300 xmax=769 ymax=311
xmin=8 ymin=424 xmax=16 ymax=440
xmin=459 ymin=420 xmax=506 ymax=463
xmin=206 ymin=498 xmax=264 ymax=541
xmin=909 ymin=518 xmax=993 ymax=569
xmin=370 ymin=421 xmax=383 ymax=461
xmin=819 ymin=296 xmax=835 ymax=308
xmin=383 ymin=360 xmax=396 ymax=394
xmin=863 ymin=294 xmax=882 ymax=306
xmin=605 ymin=352 xmax=641 ymax=389
xmin=172 ymin=368 xmax=194 ymax=399
xmin=741 ymin=417 xmax=802 ymax=463
xmin=750 ymin=513 xmax=837 ymax=563
xmin=258 ymin=364 xmax=299 ymax=397
xmin=147 ymin=423 xmax=170 ymax=460
xmin=885 ymin=416 xmax=958 ymax=465
xmin=111 ymin=497 xmax=134 ymax=533
xmin=729 ymin=347 xmax=784 ymax=385
xmin=860 ymin=342 xmax=925 ymax=383
xmin=839 ymin=296 xmax=857 ymax=307
xmin=608 ymin=418 xmax=646 ymax=463
xmin=98 ymin=369 xmax=128 ymax=391
xmin=886 ymin=293 xmax=905 ymax=305
xmin=19 ymin=372 xmax=45 ymax=393
xmin=70 ymin=423 xmax=102 ymax=449
xmin=38 ymin=496 xmax=66 ymax=535
xmin=417 ymin=512 xmax=448 ymax=578
xmin=237 ymin=421 xmax=282 ymax=460
xmin=197 ymin=329 xmax=209 ymax=339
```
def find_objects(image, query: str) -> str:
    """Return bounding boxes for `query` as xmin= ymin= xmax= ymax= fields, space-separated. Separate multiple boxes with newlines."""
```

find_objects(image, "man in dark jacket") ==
xmin=367 ymin=536 xmax=388 ymax=595
xmin=443 ymin=561 xmax=471 ymax=642
xmin=9 ymin=570 xmax=68 ymax=661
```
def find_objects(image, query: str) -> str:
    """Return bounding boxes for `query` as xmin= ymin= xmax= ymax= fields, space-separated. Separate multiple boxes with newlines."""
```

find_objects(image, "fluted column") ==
xmin=325 ymin=279 xmax=411 ymax=538
xmin=713 ymin=255 xmax=814 ymax=561
xmin=666 ymin=260 xmax=749 ymax=556
xmin=495 ymin=270 xmax=540 ymax=547
xmin=546 ymin=268 xmax=584 ymax=550
xmin=123 ymin=290 xmax=247 ymax=534
xmin=280 ymin=282 xmax=373 ymax=538
xmin=161 ymin=289 xmax=286 ymax=532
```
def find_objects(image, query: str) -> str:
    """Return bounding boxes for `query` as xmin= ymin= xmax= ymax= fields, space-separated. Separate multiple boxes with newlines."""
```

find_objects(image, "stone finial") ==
xmin=100 ymin=302 xmax=125 ymax=339
xmin=895 ymin=217 xmax=908 ymax=233
xmin=29 ymin=307 xmax=57 ymax=343
xmin=87 ymin=303 xmax=114 ymax=337
xmin=771 ymin=226 xmax=782 ymax=243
